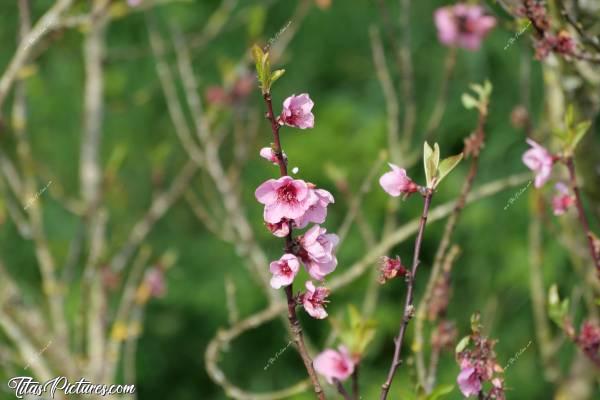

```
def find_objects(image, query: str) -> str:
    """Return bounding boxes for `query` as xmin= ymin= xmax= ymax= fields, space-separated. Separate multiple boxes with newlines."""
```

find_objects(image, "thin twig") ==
xmin=565 ymin=156 xmax=600 ymax=278
xmin=380 ymin=190 xmax=433 ymax=400
xmin=0 ymin=0 xmax=75 ymax=112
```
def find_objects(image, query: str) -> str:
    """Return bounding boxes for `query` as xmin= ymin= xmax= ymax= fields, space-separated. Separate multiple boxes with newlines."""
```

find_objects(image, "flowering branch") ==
xmin=253 ymin=46 xmax=328 ymax=399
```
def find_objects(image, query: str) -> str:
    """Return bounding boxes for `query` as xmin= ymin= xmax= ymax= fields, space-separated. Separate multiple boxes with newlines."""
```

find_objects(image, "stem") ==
xmin=352 ymin=365 xmax=359 ymax=400
xmin=333 ymin=378 xmax=352 ymax=400
xmin=262 ymin=92 xmax=325 ymax=399
xmin=380 ymin=191 xmax=434 ymax=400
xmin=565 ymin=157 xmax=600 ymax=278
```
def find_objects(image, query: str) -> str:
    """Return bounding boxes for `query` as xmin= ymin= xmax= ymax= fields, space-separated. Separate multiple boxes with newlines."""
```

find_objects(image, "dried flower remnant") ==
xmin=434 ymin=4 xmax=496 ymax=50
xmin=302 ymin=281 xmax=330 ymax=319
xmin=314 ymin=346 xmax=355 ymax=384
xmin=455 ymin=315 xmax=505 ymax=399
xmin=552 ymin=182 xmax=575 ymax=216
xmin=576 ymin=320 xmax=600 ymax=366
xmin=378 ymin=256 xmax=408 ymax=284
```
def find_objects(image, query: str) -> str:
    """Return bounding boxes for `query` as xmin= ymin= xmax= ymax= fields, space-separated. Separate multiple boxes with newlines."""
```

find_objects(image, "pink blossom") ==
xmin=299 ymin=225 xmax=339 ymax=280
xmin=265 ymin=219 xmax=291 ymax=237
xmin=522 ymin=139 xmax=554 ymax=188
xmin=313 ymin=346 xmax=355 ymax=384
xmin=457 ymin=360 xmax=482 ymax=397
xmin=434 ymin=4 xmax=496 ymax=50
xmin=294 ymin=187 xmax=335 ymax=229
xmin=144 ymin=268 xmax=166 ymax=298
xmin=255 ymin=176 xmax=313 ymax=223
xmin=269 ymin=254 xmax=300 ymax=289
xmin=279 ymin=93 xmax=315 ymax=129
xmin=127 ymin=0 xmax=143 ymax=7
xmin=302 ymin=281 xmax=330 ymax=319
xmin=379 ymin=163 xmax=418 ymax=197
xmin=552 ymin=183 xmax=575 ymax=216
xmin=259 ymin=147 xmax=287 ymax=165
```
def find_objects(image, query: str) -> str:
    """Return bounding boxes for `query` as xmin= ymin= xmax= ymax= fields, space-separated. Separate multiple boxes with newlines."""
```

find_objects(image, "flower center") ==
xmin=277 ymin=183 xmax=298 ymax=203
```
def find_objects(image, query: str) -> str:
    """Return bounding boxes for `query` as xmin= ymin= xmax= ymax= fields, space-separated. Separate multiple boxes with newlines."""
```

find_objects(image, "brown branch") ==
xmin=565 ymin=157 xmax=600 ymax=278
xmin=380 ymin=190 xmax=433 ymax=400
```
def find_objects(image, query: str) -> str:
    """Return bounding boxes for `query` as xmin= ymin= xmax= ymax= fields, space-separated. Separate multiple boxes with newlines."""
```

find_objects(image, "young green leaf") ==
xmin=423 ymin=141 xmax=435 ymax=188
xmin=571 ymin=120 xmax=591 ymax=149
xmin=461 ymin=93 xmax=478 ymax=110
xmin=424 ymin=384 xmax=455 ymax=400
xmin=436 ymin=152 xmax=463 ymax=186
xmin=270 ymin=69 xmax=285 ymax=85
xmin=455 ymin=336 xmax=470 ymax=354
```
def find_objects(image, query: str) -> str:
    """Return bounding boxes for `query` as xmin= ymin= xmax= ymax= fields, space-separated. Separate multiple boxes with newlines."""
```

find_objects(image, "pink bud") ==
xmin=379 ymin=163 xmax=418 ymax=197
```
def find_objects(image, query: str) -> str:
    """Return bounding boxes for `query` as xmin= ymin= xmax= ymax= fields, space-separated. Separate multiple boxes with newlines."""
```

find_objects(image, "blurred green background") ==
xmin=1 ymin=0 xmax=599 ymax=399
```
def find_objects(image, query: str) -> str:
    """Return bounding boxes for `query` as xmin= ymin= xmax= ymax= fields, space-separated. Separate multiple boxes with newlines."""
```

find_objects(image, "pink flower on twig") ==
xmin=379 ymin=163 xmax=419 ymax=197
xmin=279 ymin=94 xmax=315 ymax=129
xmin=294 ymin=187 xmax=335 ymax=229
xmin=298 ymin=225 xmax=339 ymax=280
xmin=434 ymin=4 xmax=496 ymax=50
xmin=269 ymin=254 xmax=300 ymax=289
xmin=522 ymin=139 xmax=554 ymax=188
xmin=302 ymin=281 xmax=330 ymax=319
xmin=255 ymin=176 xmax=314 ymax=223
xmin=314 ymin=346 xmax=355 ymax=384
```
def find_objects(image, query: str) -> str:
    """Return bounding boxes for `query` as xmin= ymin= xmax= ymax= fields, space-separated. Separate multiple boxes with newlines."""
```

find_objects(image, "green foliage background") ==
xmin=1 ymin=0 xmax=599 ymax=399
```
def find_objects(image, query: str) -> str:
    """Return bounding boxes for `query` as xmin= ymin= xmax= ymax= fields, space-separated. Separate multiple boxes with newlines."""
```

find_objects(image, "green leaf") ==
xmin=425 ymin=384 xmax=455 ymax=400
xmin=461 ymin=93 xmax=478 ymax=110
xmin=564 ymin=104 xmax=575 ymax=128
xmin=571 ymin=120 xmax=591 ymax=149
xmin=436 ymin=152 xmax=463 ymax=187
xmin=270 ymin=69 xmax=285 ymax=85
xmin=455 ymin=336 xmax=470 ymax=354
xmin=423 ymin=141 xmax=434 ymax=188
xmin=548 ymin=284 xmax=569 ymax=328
xmin=251 ymin=44 xmax=264 ymax=73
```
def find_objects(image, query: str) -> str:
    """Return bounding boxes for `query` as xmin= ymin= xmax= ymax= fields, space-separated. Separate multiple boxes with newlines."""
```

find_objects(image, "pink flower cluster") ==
xmin=256 ymin=94 xmax=338 ymax=320
xmin=314 ymin=346 xmax=355 ymax=384
xmin=434 ymin=4 xmax=496 ymax=50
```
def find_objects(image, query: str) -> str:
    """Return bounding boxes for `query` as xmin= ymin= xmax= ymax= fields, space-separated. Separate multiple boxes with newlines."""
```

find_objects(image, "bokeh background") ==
xmin=0 ymin=0 xmax=599 ymax=399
